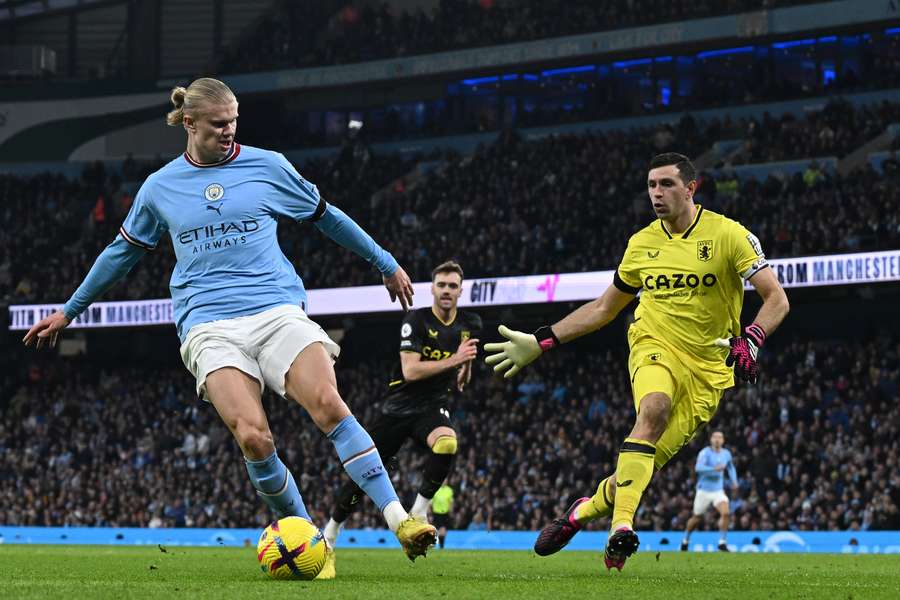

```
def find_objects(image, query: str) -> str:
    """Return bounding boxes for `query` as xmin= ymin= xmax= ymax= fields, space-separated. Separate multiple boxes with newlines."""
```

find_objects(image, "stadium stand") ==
xmin=3 ymin=98 xmax=898 ymax=305
xmin=3 ymin=335 xmax=898 ymax=533
xmin=234 ymin=33 xmax=900 ymax=148
xmin=221 ymin=0 xmax=822 ymax=73
xmin=2 ymin=1 xmax=899 ymax=557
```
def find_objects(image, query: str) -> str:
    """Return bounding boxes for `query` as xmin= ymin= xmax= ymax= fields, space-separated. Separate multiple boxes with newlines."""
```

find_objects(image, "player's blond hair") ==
xmin=166 ymin=78 xmax=237 ymax=127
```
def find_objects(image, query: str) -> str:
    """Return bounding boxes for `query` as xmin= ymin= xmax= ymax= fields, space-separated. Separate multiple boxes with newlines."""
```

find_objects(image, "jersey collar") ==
xmin=660 ymin=205 xmax=703 ymax=240
xmin=431 ymin=306 xmax=457 ymax=326
xmin=183 ymin=142 xmax=241 ymax=168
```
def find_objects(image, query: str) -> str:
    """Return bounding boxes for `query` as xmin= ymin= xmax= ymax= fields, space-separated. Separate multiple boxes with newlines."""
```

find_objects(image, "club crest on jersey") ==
xmin=461 ymin=330 xmax=471 ymax=341
xmin=428 ymin=328 xmax=439 ymax=338
xmin=697 ymin=240 xmax=713 ymax=262
xmin=204 ymin=183 xmax=225 ymax=202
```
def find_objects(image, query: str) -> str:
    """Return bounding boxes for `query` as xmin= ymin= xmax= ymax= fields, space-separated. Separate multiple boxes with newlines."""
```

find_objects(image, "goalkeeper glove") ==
xmin=484 ymin=325 xmax=559 ymax=378
xmin=714 ymin=323 xmax=766 ymax=384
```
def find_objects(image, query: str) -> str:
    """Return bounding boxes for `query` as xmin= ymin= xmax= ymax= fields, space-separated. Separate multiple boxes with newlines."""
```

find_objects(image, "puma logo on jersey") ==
xmin=616 ymin=479 xmax=634 ymax=488
xmin=428 ymin=328 xmax=439 ymax=338
xmin=647 ymin=250 xmax=660 ymax=259
xmin=206 ymin=203 xmax=223 ymax=216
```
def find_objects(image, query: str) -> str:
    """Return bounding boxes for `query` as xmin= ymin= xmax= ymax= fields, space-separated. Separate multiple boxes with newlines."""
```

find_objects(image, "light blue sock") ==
xmin=328 ymin=415 xmax=399 ymax=511
xmin=244 ymin=452 xmax=310 ymax=520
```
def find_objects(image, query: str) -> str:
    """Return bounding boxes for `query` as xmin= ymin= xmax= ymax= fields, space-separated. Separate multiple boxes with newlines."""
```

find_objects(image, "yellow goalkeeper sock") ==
xmin=610 ymin=437 xmax=656 ymax=531
xmin=574 ymin=476 xmax=614 ymax=524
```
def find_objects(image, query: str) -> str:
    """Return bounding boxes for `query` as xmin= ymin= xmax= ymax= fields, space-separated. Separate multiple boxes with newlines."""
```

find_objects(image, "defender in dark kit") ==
xmin=324 ymin=261 xmax=482 ymax=556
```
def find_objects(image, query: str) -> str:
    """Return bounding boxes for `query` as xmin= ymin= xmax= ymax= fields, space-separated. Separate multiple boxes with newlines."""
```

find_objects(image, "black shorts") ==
xmin=432 ymin=513 xmax=451 ymax=529
xmin=367 ymin=407 xmax=454 ymax=461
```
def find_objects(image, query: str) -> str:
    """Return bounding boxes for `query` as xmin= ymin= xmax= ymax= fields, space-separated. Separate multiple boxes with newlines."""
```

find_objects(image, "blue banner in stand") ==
xmin=1 ymin=527 xmax=898 ymax=554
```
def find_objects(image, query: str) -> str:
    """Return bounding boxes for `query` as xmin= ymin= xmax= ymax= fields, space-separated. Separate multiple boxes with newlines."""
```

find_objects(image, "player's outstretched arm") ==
xmin=484 ymin=283 xmax=635 ymax=378
xmin=714 ymin=267 xmax=789 ymax=384
xmin=312 ymin=204 xmax=413 ymax=309
xmin=23 ymin=236 xmax=146 ymax=349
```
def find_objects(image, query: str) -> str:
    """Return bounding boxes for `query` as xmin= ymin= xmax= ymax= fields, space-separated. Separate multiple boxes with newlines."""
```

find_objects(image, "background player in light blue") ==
xmin=681 ymin=430 xmax=738 ymax=552
xmin=22 ymin=78 xmax=437 ymax=572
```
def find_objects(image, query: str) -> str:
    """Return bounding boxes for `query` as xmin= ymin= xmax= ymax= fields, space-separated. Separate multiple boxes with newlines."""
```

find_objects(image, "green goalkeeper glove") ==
xmin=484 ymin=325 xmax=559 ymax=378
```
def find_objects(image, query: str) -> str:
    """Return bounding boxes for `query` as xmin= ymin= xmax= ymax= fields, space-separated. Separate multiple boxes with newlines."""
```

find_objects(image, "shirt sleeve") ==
xmin=727 ymin=452 xmax=738 ymax=484
xmin=730 ymin=221 xmax=769 ymax=281
xmin=399 ymin=311 xmax=424 ymax=353
xmin=313 ymin=204 xmax=399 ymax=275
xmin=63 ymin=236 xmax=147 ymax=320
xmin=613 ymin=237 xmax=642 ymax=294
xmin=265 ymin=152 xmax=327 ymax=222
xmin=695 ymin=449 xmax=714 ymax=474
xmin=119 ymin=180 xmax=167 ymax=250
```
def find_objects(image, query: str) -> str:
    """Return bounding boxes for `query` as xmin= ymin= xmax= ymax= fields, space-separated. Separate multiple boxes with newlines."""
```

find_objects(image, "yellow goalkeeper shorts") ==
xmin=628 ymin=335 xmax=724 ymax=470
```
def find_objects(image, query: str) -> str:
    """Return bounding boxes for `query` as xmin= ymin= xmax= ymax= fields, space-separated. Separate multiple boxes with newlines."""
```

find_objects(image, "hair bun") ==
xmin=170 ymin=86 xmax=187 ymax=108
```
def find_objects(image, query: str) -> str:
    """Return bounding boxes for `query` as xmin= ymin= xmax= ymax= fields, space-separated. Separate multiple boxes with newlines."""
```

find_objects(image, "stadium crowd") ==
xmin=222 ymin=0 xmax=819 ymax=73
xmin=2 ymin=334 xmax=898 ymax=534
xmin=3 ymin=98 xmax=898 ymax=306
xmin=731 ymin=99 xmax=900 ymax=164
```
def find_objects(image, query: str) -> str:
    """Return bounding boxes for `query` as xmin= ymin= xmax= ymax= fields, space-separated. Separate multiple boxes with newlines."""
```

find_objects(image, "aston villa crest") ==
xmin=697 ymin=240 xmax=713 ymax=262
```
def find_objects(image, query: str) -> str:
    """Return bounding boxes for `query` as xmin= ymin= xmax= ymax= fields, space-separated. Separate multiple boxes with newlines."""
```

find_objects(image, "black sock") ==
xmin=333 ymin=480 xmax=364 ymax=523
xmin=419 ymin=452 xmax=454 ymax=498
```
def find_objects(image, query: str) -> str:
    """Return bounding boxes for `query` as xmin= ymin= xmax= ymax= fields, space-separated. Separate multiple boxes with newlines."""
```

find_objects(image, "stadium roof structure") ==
xmin=0 ymin=0 xmax=111 ymax=21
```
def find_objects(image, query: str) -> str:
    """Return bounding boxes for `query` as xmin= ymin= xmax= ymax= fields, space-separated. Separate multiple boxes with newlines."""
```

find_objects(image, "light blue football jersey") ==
xmin=695 ymin=446 xmax=738 ymax=492
xmin=65 ymin=143 xmax=397 ymax=341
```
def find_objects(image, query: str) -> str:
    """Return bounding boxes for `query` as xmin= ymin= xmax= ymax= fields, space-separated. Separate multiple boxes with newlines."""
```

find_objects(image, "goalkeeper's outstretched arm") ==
xmin=484 ymin=283 xmax=635 ymax=378
xmin=547 ymin=283 xmax=637 ymax=343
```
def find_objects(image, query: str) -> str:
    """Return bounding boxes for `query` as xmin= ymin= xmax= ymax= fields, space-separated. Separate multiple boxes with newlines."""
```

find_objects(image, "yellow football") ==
xmin=257 ymin=516 xmax=327 ymax=580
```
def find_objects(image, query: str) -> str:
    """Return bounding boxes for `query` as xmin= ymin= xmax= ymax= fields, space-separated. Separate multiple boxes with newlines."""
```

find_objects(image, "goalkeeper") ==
xmin=485 ymin=153 xmax=789 ymax=572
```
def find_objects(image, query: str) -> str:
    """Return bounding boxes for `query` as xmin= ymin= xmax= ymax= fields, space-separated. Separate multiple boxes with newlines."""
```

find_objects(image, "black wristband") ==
xmin=533 ymin=326 xmax=560 ymax=352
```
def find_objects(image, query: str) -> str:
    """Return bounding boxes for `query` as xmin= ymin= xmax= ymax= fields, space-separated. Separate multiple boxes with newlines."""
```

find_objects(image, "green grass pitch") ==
xmin=1 ymin=545 xmax=897 ymax=599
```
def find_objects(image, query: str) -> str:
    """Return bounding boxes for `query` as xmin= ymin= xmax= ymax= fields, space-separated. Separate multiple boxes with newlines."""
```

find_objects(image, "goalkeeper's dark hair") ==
xmin=649 ymin=152 xmax=696 ymax=185
xmin=432 ymin=260 xmax=464 ymax=282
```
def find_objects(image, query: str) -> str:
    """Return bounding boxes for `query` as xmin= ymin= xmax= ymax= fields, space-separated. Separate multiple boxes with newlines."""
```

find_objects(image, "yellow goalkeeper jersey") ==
xmin=614 ymin=206 xmax=768 ymax=389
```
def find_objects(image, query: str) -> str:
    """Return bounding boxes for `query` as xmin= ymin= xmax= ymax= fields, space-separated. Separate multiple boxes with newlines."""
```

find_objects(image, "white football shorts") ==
xmin=692 ymin=489 xmax=730 ymax=515
xmin=179 ymin=304 xmax=340 ymax=400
